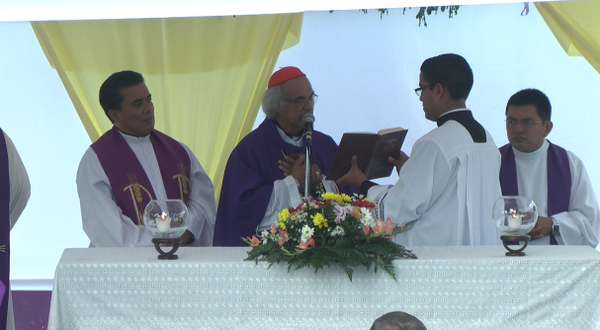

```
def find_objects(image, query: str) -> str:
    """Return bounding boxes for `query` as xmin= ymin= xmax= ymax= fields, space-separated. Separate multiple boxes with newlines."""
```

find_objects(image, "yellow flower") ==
xmin=278 ymin=209 xmax=290 ymax=230
xmin=278 ymin=209 xmax=290 ymax=222
xmin=312 ymin=213 xmax=328 ymax=229
xmin=321 ymin=192 xmax=352 ymax=204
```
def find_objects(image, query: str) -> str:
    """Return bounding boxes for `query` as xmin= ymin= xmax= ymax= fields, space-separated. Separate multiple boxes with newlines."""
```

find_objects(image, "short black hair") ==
xmin=99 ymin=70 xmax=145 ymax=122
xmin=505 ymin=88 xmax=552 ymax=122
xmin=420 ymin=53 xmax=473 ymax=101
xmin=370 ymin=311 xmax=427 ymax=330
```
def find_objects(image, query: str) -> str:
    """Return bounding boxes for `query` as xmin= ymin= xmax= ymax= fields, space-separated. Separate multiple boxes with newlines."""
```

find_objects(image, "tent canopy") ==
xmin=0 ymin=0 xmax=555 ymax=22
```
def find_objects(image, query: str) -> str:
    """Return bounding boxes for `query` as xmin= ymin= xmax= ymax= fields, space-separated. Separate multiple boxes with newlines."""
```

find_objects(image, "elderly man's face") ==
xmin=276 ymin=76 xmax=314 ymax=136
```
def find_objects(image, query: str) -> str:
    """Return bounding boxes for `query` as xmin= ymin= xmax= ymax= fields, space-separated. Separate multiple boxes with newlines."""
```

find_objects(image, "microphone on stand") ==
xmin=302 ymin=113 xmax=315 ymax=198
xmin=303 ymin=113 xmax=315 ymax=148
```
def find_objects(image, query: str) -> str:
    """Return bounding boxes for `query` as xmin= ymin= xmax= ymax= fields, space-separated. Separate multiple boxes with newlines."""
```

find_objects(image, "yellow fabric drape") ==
xmin=536 ymin=1 xmax=600 ymax=74
xmin=31 ymin=14 xmax=303 ymax=199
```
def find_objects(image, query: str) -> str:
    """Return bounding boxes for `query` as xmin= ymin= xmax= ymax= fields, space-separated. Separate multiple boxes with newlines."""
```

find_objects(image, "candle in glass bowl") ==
xmin=508 ymin=213 xmax=523 ymax=229
xmin=156 ymin=214 xmax=171 ymax=233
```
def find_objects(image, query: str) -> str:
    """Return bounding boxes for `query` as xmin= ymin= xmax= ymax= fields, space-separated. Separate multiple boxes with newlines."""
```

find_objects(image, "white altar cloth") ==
xmin=48 ymin=246 xmax=600 ymax=330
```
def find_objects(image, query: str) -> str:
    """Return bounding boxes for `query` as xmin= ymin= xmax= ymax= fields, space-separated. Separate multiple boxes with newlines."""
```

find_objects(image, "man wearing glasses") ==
xmin=214 ymin=66 xmax=353 ymax=246
xmin=499 ymin=88 xmax=599 ymax=246
xmin=339 ymin=53 xmax=501 ymax=246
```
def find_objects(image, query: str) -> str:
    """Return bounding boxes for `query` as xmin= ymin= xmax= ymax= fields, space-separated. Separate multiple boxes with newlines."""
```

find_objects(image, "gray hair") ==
xmin=370 ymin=312 xmax=427 ymax=330
xmin=261 ymin=84 xmax=286 ymax=119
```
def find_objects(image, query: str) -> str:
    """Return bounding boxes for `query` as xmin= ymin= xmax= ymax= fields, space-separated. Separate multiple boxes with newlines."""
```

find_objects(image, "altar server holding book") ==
xmin=339 ymin=53 xmax=502 ymax=247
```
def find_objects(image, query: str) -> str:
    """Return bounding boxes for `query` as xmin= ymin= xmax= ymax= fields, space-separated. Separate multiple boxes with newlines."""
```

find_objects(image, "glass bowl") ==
xmin=143 ymin=199 xmax=189 ymax=239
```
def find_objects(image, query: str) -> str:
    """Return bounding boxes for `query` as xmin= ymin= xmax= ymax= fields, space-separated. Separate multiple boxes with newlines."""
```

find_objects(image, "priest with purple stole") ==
xmin=76 ymin=70 xmax=216 ymax=247
xmin=500 ymin=88 xmax=599 ymax=246
xmin=0 ymin=128 xmax=31 ymax=330
xmin=214 ymin=66 xmax=354 ymax=246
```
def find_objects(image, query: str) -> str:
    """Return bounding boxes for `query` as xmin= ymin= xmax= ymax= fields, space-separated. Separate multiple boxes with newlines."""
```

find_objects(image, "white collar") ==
xmin=118 ymin=129 xmax=151 ymax=143
xmin=512 ymin=139 xmax=549 ymax=160
xmin=275 ymin=125 xmax=304 ymax=147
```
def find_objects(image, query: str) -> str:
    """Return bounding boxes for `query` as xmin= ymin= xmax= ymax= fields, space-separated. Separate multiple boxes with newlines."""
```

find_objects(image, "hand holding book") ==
xmin=336 ymin=155 xmax=368 ymax=188
xmin=326 ymin=126 xmax=408 ymax=181
xmin=387 ymin=151 xmax=410 ymax=175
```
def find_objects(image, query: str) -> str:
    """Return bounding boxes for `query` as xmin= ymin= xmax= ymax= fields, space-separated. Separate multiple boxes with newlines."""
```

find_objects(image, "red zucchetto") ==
xmin=268 ymin=66 xmax=306 ymax=88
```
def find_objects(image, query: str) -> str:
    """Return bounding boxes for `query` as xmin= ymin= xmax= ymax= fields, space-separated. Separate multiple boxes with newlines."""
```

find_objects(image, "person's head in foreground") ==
xmin=370 ymin=311 xmax=427 ymax=330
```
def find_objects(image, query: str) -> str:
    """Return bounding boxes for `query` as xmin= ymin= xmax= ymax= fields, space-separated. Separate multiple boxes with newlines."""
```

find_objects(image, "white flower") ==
xmin=360 ymin=207 xmax=376 ymax=227
xmin=301 ymin=224 xmax=315 ymax=241
xmin=295 ymin=211 xmax=309 ymax=223
xmin=261 ymin=230 xmax=269 ymax=237
xmin=330 ymin=226 xmax=345 ymax=236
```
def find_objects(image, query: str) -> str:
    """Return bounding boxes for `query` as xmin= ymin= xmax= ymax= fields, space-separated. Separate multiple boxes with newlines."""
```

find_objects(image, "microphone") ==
xmin=303 ymin=113 xmax=315 ymax=147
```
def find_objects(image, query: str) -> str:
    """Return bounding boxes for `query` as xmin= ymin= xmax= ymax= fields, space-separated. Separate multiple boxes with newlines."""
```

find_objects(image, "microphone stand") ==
xmin=302 ymin=113 xmax=315 ymax=200
xmin=304 ymin=138 xmax=311 ymax=199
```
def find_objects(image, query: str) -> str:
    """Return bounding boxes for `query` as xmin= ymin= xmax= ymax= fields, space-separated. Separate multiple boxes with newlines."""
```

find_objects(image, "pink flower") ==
xmin=383 ymin=218 xmax=395 ymax=236
xmin=333 ymin=204 xmax=351 ymax=223
xmin=278 ymin=230 xmax=288 ymax=246
xmin=297 ymin=238 xmax=316 ymax=249
xmin=363 ymin=226 xmax=371 ymax=235
xmin=248 ymin=235 xmax=260 ymax=247
xmin=372 ymin=219 xmax=384 ymax=235
xmin=270 ymin=223 xmax=277 ymax=233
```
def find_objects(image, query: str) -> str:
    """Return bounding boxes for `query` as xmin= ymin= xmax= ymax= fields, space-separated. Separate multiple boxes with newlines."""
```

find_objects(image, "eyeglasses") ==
xmin=285 ymin=94 xmax=318 ymax=106
xmin=506 ymin=118 xmax=540 ymax=127
xmin=414 ymin=85 xmax=430 ymax=97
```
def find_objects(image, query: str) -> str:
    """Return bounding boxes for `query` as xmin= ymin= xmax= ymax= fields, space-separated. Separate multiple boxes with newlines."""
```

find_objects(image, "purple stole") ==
xmin=0 ymin=129 xmax=10 ymax=327
xmin=92 ymin=126 xmax=191 ymax=225
xmin=499 ymin=142 xmax=571 ymax=244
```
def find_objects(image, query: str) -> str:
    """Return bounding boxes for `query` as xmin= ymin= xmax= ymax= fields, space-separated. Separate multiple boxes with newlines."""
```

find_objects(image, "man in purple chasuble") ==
xmin=76 ymin=71 xmax=216 ymax=247
xmin=500 ymin=88 xmax=599 ymax=246
xmin=0 ymin=128 xmax=31 ymax=330
xmin=214 ymin=67 xmax=355 ymax=246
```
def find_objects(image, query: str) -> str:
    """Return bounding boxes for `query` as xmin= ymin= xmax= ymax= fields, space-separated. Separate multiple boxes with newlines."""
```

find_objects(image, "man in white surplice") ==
xmin=76 ymin=71 xmax=216 ymax=248
xmin=338 ymin=53 xmax=501 ymax=246
xmin=499 ymin=88 xmax=599 ymax=247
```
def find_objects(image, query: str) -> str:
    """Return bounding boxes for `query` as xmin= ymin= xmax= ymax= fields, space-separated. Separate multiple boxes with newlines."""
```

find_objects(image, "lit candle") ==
xmin=508 ymin=214 xmax=523 ymax=229
xmin=156 ymin=214 xmax=171 ymax=233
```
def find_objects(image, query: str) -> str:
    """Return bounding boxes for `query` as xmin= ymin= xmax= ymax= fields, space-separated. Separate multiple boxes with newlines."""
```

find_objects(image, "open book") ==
xmin=326 ymin=126 xmax=408 ymax=181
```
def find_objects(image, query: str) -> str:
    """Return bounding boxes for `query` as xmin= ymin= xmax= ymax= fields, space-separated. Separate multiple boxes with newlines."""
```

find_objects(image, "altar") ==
xmin=47 ymin=245 xmax=600 ymax=330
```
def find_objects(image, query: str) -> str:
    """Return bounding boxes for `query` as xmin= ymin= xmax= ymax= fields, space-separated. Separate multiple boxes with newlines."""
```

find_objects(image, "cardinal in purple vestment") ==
xmin=214 ymin=67 xmax=355 ymax=246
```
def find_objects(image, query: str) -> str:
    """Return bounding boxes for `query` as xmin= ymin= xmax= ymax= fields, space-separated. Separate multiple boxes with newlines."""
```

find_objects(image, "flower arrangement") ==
xmin=243 ymin=192 xmax=417 ymax=280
